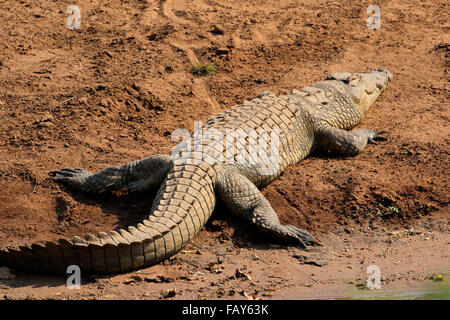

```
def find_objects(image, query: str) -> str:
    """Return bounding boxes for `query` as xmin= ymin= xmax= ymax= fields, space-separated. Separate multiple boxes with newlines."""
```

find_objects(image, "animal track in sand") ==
xmin=162 ymin=0 xmax=221 ymax=113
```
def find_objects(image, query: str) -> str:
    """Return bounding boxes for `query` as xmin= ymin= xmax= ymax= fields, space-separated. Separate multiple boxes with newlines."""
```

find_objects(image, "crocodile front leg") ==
xmin=50 ymin=154 xmax=172 ymax=193
xmin=317 ymin=125 xmax=386 ymax=156
xmin=215 ymin=168 xmax=317 ymax=247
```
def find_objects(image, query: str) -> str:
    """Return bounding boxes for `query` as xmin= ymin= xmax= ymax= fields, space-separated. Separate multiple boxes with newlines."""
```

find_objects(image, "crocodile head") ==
xmin=326 ymin=68 xmax=393 ymax=112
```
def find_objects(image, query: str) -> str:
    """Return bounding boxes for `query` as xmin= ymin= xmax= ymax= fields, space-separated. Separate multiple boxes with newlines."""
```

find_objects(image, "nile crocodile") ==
xmin=0 ymin=68 xmax=392 ymax=275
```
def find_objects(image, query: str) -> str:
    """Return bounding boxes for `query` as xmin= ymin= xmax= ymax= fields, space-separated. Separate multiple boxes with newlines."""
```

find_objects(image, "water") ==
xmin=302 ymin=284 xmax=450 ymax=300
xmin=348 ymin=289 xmax=450 ymax=300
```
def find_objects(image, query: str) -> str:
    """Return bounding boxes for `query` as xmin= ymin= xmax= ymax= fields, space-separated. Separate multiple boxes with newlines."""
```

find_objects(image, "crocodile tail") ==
xmin=0 ymin=162 xmax=217 ymax=275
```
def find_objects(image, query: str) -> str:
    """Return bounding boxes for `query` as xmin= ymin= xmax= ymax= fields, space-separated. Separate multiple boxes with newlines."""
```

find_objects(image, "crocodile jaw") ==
xmin=326 ymin=68 xmax=393 ymax=113
xmin=350 ymin=68 xmax=393 ymax=113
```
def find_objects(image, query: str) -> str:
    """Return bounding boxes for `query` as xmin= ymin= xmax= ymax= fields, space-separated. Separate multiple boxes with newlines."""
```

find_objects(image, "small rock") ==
xmin=293 ymin=254 xmax=329 ymax=267
xmin=99 ymin=98 xmax=110 ymax=108
xmin=210 ymin=25 xmax=224 ymax=35
xmin=38 ymin=121 xmax=53 ymax=127
xmin=235 ymin=267 xmax=251 ymax=280
xmin=79 ymin=97 xmax=88 ymax=104
xmin=161 ymin=288 xmax=177 ymax=299
xmin=99 ymin=107 xmax=108 ymax=115
xmin=0 ymin=267 xmax=16 ymax=280
xmin=207 ymin=262 xmax=222 ymax=274
xmin=33 ymin=112 xmax=54 ymax=125
xmin=129 ymin=275 xmax=143 ymax=282
xmin=144 ymin=275 xmax=174 ymax=283
xmin=123 ymin=279 xmax=135 ymax=285
xmin=215 ymin=47 xmax=230 ymax=55
xmin=131 ymin=82 xmax=142 ymax=92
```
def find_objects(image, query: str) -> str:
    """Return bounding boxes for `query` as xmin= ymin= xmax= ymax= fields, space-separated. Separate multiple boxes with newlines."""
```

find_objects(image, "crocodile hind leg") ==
xmin=215 ymin=169 xmax=317 ymax=247
xmin=50 ymin=154 xmax=172 ymax=193
xmin=317 ymin=125 xmax=386 ymax=156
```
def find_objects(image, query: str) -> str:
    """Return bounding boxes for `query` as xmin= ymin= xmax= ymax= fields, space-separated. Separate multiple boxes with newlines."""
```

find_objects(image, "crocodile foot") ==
xmin=266 ymin=224 xmax=318 ymax=248
xmin=49 ymin=168 xmax=93 ymax=190
xmin=49 ymin=168 xmax=92 ymax=180
xmin=366 ymin=130 xmax=387 ymax=144
xmin=282 ymin=225 xmax=319 ymax=247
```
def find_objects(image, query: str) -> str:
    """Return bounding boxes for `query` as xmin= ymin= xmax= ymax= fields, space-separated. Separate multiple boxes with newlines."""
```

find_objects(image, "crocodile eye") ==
xmin=348 ymin=75 xmax=359 ymax=86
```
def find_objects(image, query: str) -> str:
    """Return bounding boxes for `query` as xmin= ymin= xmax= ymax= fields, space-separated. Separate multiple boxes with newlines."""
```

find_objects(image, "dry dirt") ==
xmin=0 ymin=0 xmax=449 ymax=300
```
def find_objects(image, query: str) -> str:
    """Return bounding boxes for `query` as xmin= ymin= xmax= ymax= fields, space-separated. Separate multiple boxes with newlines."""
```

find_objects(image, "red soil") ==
xmin=0 ymin=0 xmax=448 ymax=299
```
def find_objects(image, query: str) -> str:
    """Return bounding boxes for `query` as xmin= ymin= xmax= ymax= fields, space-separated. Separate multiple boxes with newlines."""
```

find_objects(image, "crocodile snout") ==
xmin=373 ymin=68 xmax=393 ymax=82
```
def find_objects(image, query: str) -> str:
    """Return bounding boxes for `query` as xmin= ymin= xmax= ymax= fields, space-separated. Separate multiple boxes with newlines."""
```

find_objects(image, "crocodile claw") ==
xmin=368 ymin=130 xmax=387 ymax=144
xmin=49 ymin=168 xmax=92 ymax=187
xmin=283 ymin=225 xmax=319 ymax=248
xmin=49 ymin=168 xmax=91 ymax=178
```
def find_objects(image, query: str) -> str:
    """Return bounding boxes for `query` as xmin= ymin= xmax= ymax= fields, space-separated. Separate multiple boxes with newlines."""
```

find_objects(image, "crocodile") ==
xmin=0 ymin=68 xmax=392 ymax=275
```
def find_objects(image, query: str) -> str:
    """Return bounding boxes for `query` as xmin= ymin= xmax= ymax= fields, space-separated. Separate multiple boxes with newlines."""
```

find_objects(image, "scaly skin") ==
xmin=0 ymin=69 xmax=392 ymax=274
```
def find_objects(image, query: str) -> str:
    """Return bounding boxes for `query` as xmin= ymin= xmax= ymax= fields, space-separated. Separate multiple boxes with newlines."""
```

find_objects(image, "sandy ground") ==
xmin=0 ymin=0 xmax=448 ymax=299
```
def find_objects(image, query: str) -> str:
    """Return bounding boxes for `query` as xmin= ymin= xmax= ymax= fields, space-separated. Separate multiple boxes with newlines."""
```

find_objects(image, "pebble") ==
xmin=0 ymin=267 xmax=16 ymax=280
xmin=79 ymin=97 xmax=88 ymax=104
xmin=99 ymin=98 xmax=110 ymax=108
